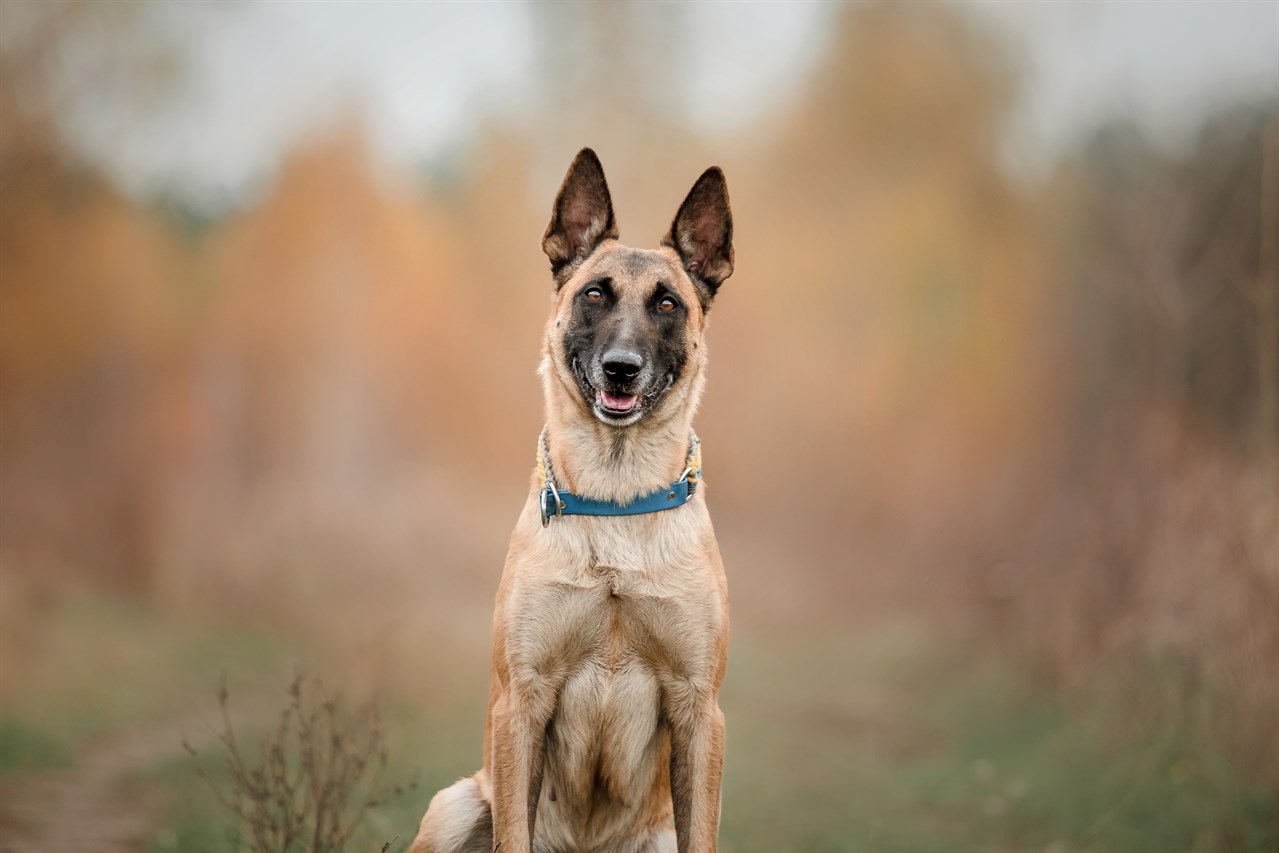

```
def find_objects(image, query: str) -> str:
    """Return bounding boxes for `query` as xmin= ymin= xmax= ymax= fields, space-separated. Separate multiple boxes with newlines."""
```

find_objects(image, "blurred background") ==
xmin=1 ymin=1 xmax=1277 ymax=851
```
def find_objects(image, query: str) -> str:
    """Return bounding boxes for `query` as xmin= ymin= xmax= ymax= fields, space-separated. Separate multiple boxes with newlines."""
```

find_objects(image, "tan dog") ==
xmin=412 ymin=149 xmax=733 ymax=853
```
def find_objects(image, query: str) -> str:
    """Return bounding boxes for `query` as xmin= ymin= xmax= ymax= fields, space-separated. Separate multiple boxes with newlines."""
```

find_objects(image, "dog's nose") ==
xmin=602 ymin=349 xmax=643 ymax=383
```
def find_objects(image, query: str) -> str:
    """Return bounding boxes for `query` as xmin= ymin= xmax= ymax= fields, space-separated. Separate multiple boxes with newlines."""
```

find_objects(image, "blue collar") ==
xmin=537 ymin=427 xmax=702 ymax=527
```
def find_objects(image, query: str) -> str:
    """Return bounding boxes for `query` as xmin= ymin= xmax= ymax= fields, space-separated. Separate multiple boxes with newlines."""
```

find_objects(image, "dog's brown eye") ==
xmin=658 ymin=296 xmax=677 ymax=312
xmin=585 ymin=287 xmax=603 ymax=302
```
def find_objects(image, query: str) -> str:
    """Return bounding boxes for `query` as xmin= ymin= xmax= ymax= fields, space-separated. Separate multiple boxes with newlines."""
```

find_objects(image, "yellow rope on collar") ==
xmin=685 ymin=434 xmax=702 ymax=484
xmin=536 ymin=435 xmax=549 ymax=486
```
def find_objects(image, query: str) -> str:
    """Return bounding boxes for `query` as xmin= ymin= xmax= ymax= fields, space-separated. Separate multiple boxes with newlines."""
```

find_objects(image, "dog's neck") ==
xmin=543 ymin=399 xmax=695 ymax=505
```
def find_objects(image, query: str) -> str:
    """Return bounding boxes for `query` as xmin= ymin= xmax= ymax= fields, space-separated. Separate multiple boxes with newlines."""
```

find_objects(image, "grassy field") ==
xmin=1 ymin=592 xmax=1274 ymax=853
xmin=717 ymin=627 xmax=1277 ymax=853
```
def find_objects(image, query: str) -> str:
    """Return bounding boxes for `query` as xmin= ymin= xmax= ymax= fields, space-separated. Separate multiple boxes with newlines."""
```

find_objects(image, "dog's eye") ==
xmin=657 ymin=296 xmax=677 ymax=312
xmin=585 ymin=287 xmax=604 ymax=303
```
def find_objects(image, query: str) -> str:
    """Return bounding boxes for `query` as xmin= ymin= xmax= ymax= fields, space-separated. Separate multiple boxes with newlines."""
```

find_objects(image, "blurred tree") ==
xmin=202 ymin=122 xmax=468 ymax=498
xmin=526 ymin=0 xmax=710 ymax=227
xmin=0 ymin=0 xmax=194 ymax=592
xmin=716 ymin=0 xmax=1040 ymax=536
xmin=1259 ymin=121 xmax=1279 ymax=479
xmin=1053 ymin=101 xmax=1279 ymax=452
xmin=0 ymin=0 xmax=190 ymax=169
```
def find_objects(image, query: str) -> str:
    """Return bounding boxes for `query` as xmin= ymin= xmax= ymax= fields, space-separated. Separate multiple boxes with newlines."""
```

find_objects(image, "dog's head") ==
xmin=540 ymin=149 xmax=733 ymax=428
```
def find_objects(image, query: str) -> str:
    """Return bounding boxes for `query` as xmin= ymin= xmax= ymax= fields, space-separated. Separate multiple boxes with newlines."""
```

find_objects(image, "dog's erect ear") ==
xmin=542 ymin=148 xmax=618 ymax=287
xmin=663 ymin=166 xmax=734 ymax=304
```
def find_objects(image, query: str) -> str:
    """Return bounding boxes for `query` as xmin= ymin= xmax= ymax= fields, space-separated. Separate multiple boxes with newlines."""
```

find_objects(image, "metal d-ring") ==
xmin=540 ymin=481 xmax=564 ymax=527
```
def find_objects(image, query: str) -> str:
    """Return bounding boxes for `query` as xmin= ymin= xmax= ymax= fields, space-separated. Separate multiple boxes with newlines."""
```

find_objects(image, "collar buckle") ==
xmin=539 ymin=481 xmax=564 ymax=527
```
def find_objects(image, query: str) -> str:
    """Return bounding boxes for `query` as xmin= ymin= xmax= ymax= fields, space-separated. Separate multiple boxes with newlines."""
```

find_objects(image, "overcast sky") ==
xmin=61 ymin=0 xmax=1279 ymax=204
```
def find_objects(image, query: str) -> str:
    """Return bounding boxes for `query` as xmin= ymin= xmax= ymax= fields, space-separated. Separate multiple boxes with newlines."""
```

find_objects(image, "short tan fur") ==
xmin=413 ymin=149 xmax=734 ymax=853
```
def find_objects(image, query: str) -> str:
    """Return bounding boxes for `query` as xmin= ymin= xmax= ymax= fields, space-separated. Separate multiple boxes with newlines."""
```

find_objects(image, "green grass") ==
xmin=0 ymin=590 xmax=289 ymax=765
xmin=718 ymin=625 xmax=1279 ymax=853
xmin=0 ymin=715 xmax=74 ymax=774
xmin=145 ymin=756 xmax=240 ymax=853
xmin=5 ymin=594 xmax=1274 ymax=853
xmin=0 ymin=591 xmax=296 ymax=848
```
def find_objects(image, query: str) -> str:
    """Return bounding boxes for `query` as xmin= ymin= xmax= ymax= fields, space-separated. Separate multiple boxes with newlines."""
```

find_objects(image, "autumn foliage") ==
xmin=2 ymin=0 xmax=1276 ymax=798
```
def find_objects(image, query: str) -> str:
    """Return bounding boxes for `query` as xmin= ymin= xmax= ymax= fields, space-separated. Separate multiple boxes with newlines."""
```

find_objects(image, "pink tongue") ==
xmin=599 ymin=390 xmax=638 ymax=411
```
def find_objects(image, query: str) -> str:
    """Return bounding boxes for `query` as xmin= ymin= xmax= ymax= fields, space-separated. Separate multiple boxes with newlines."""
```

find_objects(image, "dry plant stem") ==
xmin=183 ymin=673 xmax=415 ymax=853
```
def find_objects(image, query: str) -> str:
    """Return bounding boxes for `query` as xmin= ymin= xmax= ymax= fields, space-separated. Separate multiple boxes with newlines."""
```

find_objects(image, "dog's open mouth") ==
xmin=596 ymin=389 xmax=638 ymax=414
xmin=570 ymin=356 xmax=673 ymax=426
xmin=572 ymin=357 xmax=641 ymax=424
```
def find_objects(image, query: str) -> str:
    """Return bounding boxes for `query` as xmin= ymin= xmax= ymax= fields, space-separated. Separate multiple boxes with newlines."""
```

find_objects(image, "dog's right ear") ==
xmin=542 ymin=148 xmax=619 ymax=288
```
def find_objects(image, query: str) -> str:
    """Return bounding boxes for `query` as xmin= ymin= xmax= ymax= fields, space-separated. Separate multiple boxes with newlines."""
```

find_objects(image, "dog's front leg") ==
xmin=668 ymin=697 xmax=726 ymax=853
xmin=489 ymin=677 xmax=554 ymax=853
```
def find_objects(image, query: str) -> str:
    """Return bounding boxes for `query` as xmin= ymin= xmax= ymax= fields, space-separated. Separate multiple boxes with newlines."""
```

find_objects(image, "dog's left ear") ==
xmin=663 ymin=167 xmax=734 ymax=304
xmin=543 ymin=148 xmax=619 ymax=288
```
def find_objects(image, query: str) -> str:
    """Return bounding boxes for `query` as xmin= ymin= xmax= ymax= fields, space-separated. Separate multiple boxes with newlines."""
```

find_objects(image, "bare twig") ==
xmin=185 ymin=674 xmax=418 ymax=853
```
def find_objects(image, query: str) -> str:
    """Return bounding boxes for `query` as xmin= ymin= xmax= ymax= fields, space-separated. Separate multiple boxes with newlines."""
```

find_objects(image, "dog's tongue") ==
xmin=598 ymin=389 xmax=638 ymax=412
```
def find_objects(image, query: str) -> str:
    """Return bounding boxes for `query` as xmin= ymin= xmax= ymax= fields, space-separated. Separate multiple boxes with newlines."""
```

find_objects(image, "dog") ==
xmin=412 ymin=149 xmax=733 ymax=853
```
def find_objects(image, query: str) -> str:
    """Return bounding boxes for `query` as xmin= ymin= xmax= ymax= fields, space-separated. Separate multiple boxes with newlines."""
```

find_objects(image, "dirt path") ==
xmin=0 ymin=701 xmax=262 ymax=853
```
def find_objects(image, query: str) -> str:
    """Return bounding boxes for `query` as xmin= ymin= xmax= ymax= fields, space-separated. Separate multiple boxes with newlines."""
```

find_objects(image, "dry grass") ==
xmin=183 ymin=674 xmax=417 ymax=853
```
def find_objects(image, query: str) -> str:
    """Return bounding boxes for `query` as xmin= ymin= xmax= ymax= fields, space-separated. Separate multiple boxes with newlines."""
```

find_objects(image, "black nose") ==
xmin=602 ymin=349 xmax=643 ymax=383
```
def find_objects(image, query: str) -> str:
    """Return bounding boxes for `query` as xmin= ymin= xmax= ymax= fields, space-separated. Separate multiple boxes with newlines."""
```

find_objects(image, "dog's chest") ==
xmin=513 ymin=532 xmax=719 ymax=681
xmin=502 ymin=501 xmax=725 ymax=845
xmin=507 ymin=504 xmax=724 ymax=718
xmin=531 ymin=563 xmax=708 ymax=839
